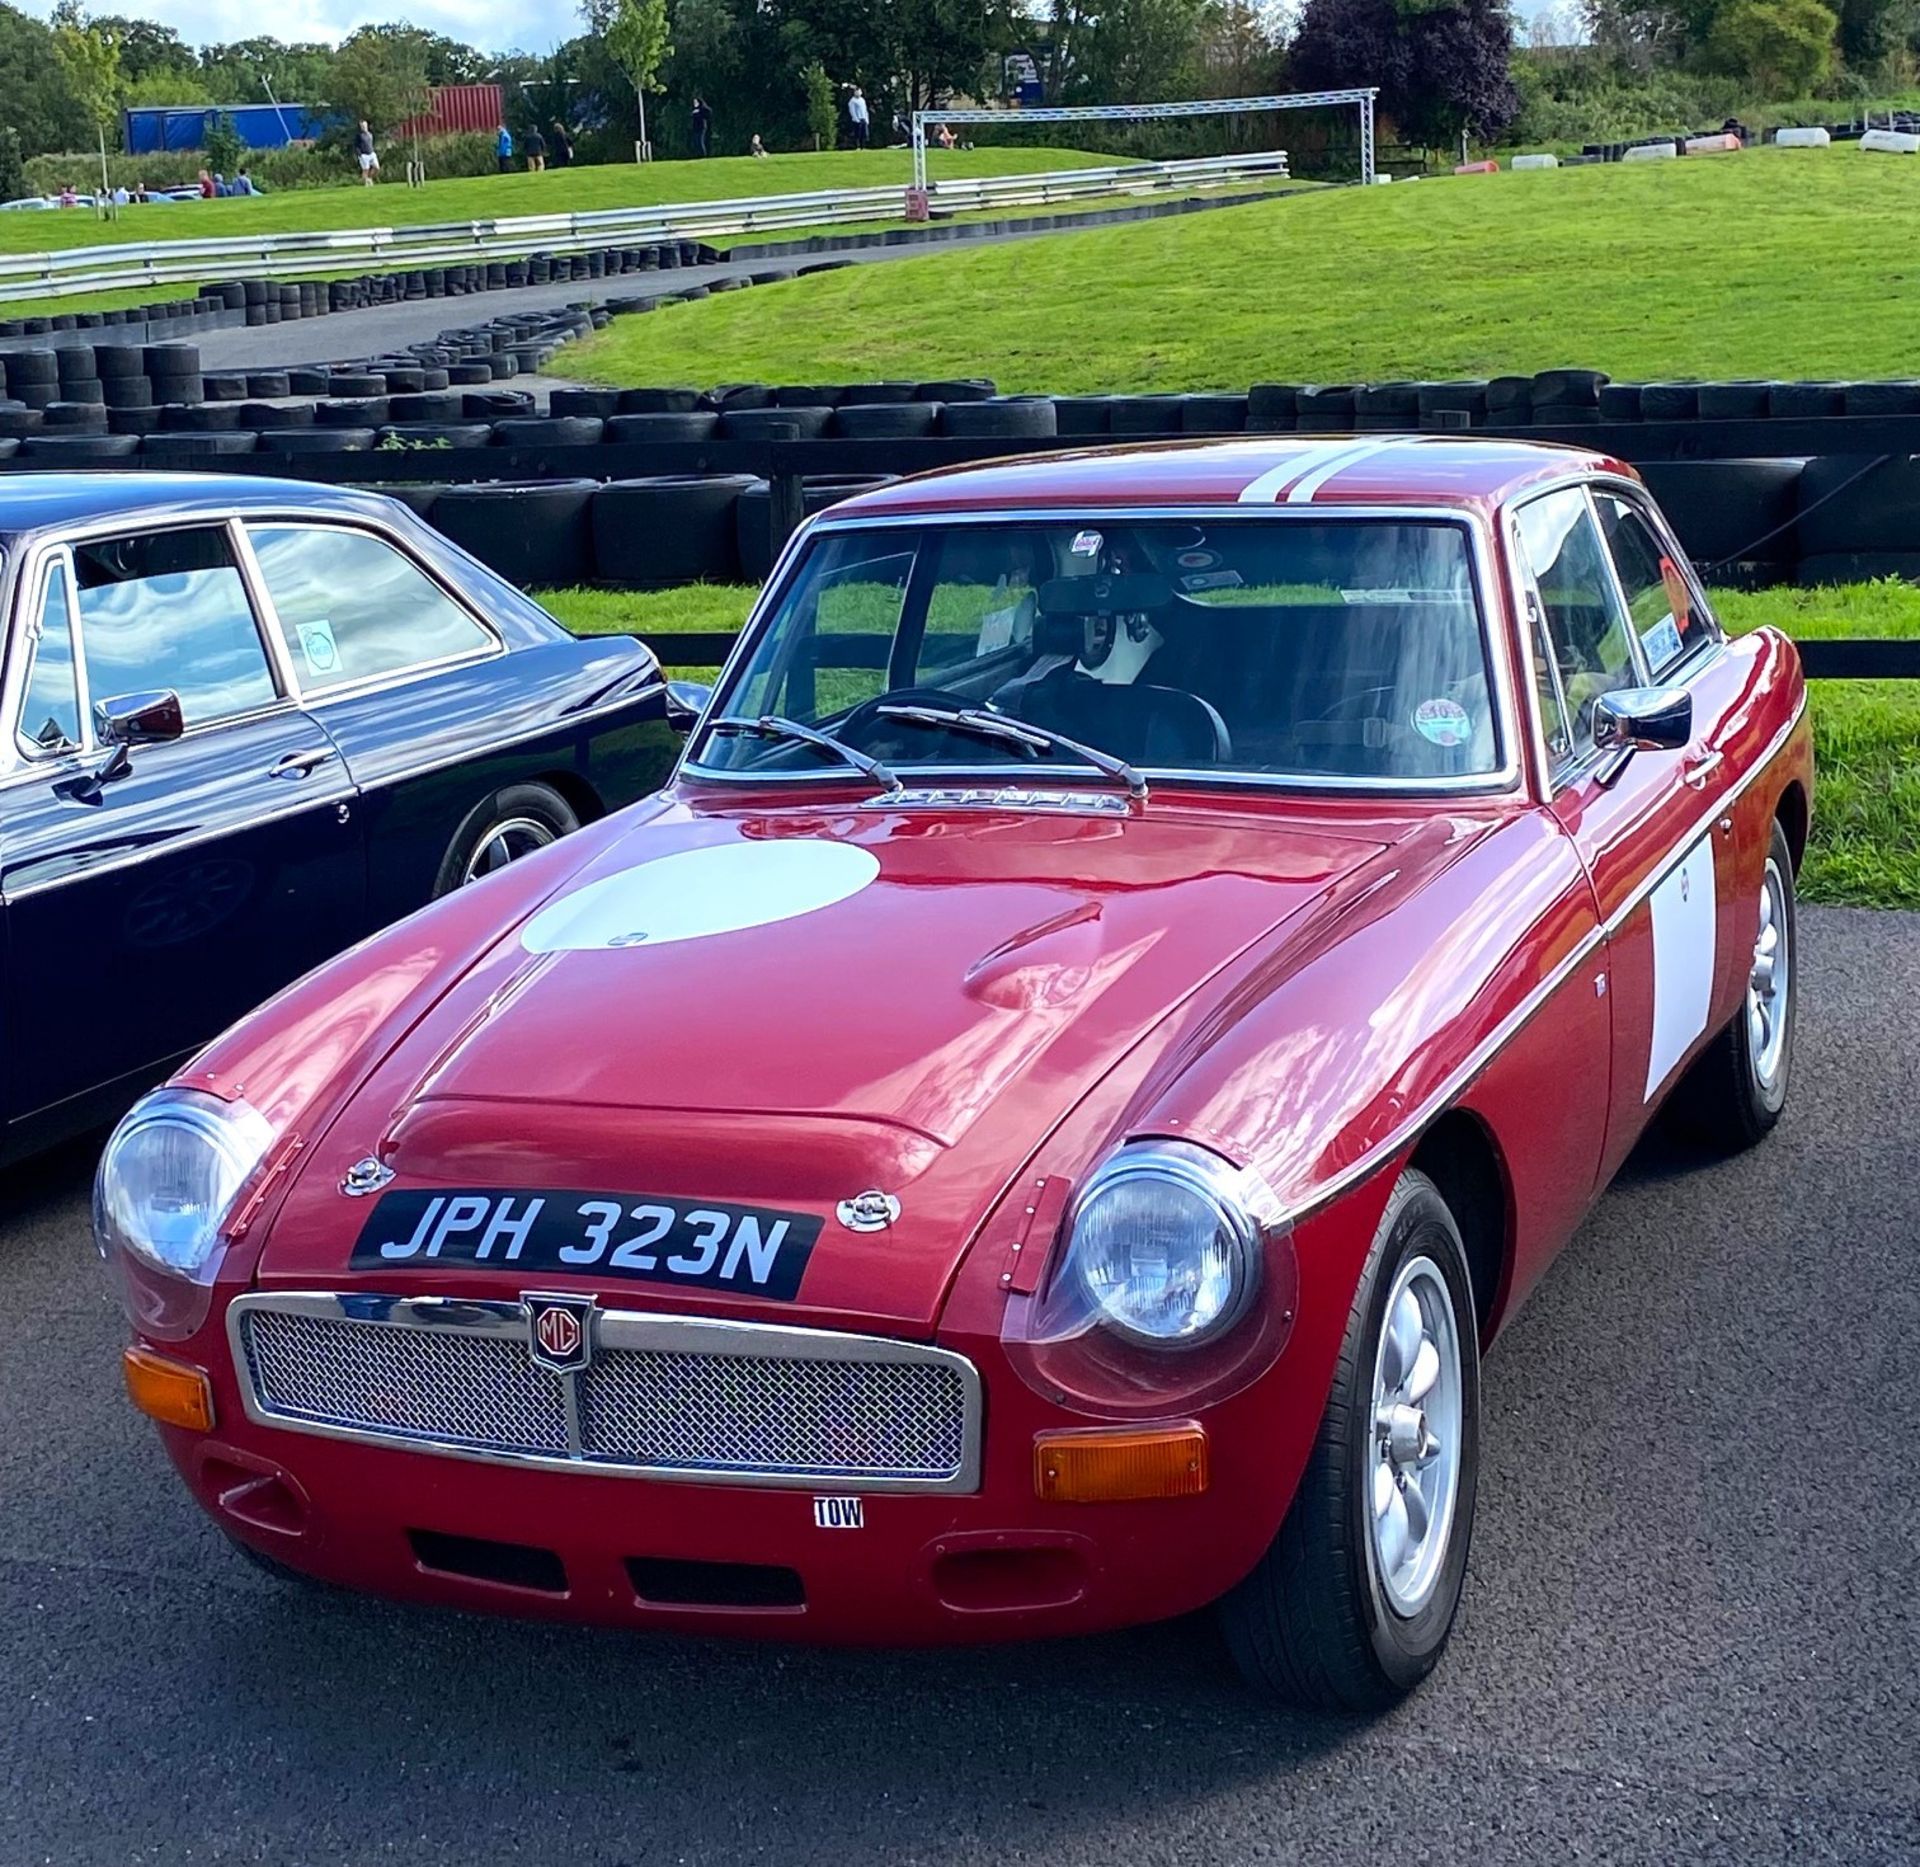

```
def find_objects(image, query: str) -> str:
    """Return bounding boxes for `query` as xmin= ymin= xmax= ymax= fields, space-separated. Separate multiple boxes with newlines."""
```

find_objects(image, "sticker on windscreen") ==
xmin=1412 ymin=697 xmax=1473 ymax=748
xmin=298 ymin=619 xmax=341 ymax=676
xmin=1070 ymin=530 xmax=1103 ymax=557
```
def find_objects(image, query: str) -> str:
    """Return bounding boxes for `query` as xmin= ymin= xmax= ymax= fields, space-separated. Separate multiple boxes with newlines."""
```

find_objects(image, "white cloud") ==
xmin=16 ymin=0 xmax=572 ymax=56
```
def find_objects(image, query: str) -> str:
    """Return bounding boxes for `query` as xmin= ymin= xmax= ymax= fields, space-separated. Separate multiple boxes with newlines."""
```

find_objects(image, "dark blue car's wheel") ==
xmin=434 ymin=782 xmax=579 ymax=897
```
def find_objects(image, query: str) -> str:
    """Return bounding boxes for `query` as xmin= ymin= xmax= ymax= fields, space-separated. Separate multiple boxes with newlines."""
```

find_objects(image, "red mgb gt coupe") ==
xmin=100 ymin=437 xmax=1811 ymax=1710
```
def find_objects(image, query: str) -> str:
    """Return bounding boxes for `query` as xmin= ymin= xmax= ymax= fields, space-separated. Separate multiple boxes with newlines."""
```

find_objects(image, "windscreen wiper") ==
xmin=876 ymin=703 xmax=1148 ymax=800
xmin=707 ymin=715 xmax=902 ymax=796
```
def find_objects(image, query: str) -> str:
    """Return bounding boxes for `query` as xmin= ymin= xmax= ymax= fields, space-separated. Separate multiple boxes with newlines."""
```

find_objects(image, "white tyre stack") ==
xmin=1861 ymin=128 xmax=1920 ymax=154
xmin=1774 ymin=126 xmax=1831 ymax=147
xmin=1511 ymin=153 xmax=1559 ymax=170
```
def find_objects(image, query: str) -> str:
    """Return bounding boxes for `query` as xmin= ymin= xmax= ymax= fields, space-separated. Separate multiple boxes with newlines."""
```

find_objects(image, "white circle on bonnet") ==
xmin=520 ymin=839 xmax=881 ymax=953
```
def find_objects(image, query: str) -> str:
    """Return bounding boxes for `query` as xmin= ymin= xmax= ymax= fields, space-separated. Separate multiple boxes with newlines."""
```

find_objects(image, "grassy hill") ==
xmin=568 ymin=145 xmax=1920 ymax=390
xmin=0 ymin=146 xmax=1118 ymax=260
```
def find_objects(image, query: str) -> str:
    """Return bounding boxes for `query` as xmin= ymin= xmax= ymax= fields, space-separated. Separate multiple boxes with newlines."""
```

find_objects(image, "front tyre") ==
xmin=1219 ymin=1169 xmax=1480 ymax=1711
xmin=1669 ymin=818 xmax=1796 ymax=1153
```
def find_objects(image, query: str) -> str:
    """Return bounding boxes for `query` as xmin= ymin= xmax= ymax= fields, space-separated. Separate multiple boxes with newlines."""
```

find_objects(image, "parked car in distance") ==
xmin=2 ymin=472 xmax=679 ymax=1160
xmin=101 ymin=438 xmax=1811 ymax=1710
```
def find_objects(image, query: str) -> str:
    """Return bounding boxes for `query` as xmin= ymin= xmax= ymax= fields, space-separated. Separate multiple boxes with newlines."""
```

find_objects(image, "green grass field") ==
xmin=568 ymin=145 xmax=1920 ymax=391
xmin=0 ymin=148 xmax=1117 ymax=261
xmin=540 ymin=577 xmax=1920 ymax=910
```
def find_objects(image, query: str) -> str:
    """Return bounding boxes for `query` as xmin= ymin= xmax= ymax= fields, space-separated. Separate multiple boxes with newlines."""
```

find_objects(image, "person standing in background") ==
xmin=847 ymin=86 xmax=869 ymax=149
xmin=495 ymin=123 xmax=513 ymax=173
xmin=354 ymin=120 xmax=379 ymax=185
xmin=550 ymin=122 xmax=575 ymax=167
xmin=749 ymin=132 xmax=768 ymax=158
xmin=691 ymin=95 xmax=713 ymax=157
xmin=524 ymin=124 xmax=546 ymax=171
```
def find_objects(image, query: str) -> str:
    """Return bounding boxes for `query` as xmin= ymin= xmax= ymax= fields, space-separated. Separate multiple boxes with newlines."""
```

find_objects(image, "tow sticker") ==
xmin=1412 ymin=697 xmax=1473 ymax=748
xmin=813 ymin=1497 xmax=864 ymax=1530
xmin=1069 ymin=530 xmax=1103 ymax=557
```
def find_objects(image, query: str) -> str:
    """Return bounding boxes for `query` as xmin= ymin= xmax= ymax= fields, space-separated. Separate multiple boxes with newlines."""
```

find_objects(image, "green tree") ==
xmin=327 ymin=24 xmax=431 ymax=139
xmin=200 ymin=38 xmax=339 ymax=107
xmin=204 ymin=109 xmax=245 ymax=173
xmin=0 ymin=124 xmax=25 ymax=199
xmin=596 ymin=0 xmax=673 ymax=155
xmin=92 ymin=15 xmax=193 ymax=83
xmin=1705 ymin=0 xmax=1836 ymax=90
xmin=51 ymin=13 xmax=120 ymax=140
xmin=802 ymin=56 xmax=835 ymax=147
xmin=0 ymin=3 xmax=91 ymax=155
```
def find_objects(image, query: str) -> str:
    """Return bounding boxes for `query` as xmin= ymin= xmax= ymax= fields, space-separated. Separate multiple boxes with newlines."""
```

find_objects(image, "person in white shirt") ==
xmin=847 ymin=87 xmax=870 ymax=149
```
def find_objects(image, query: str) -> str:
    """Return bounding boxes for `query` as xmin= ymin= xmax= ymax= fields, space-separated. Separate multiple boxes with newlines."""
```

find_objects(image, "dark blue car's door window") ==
xmin=247 ymin=524 xmax=493 ymax=693
xmin=17 ymin=561 xmax=82 ymax=755
xmin=73 ymin=525 xmax=278 ymax=727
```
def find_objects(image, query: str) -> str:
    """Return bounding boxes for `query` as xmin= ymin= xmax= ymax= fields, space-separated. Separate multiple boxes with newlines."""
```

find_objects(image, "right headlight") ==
xmin=1052 ymin=1140 xmax=1269 ymax=1346
xmin=94 ymin=1087 xmax=278 ymax=1340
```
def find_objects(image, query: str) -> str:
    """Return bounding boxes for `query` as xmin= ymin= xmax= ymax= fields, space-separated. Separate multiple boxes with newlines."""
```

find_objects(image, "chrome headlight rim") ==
xmin=94 ymin=1087 xmax=277 ymax=1285
xmin=1061 ymin=1138 xmax=1272 ymax=1348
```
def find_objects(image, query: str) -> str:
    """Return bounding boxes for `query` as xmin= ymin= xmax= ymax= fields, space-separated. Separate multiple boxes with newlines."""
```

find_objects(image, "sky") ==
xmin=16 ymin=0 xmax=573 ymax=56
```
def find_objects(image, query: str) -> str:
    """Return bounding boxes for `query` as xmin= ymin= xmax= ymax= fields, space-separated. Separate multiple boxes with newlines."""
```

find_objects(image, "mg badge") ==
xmin=837 ymin=1190 xmax=900 ymax=1233
xmin=526 ymin=1294 xmax=596 ymax=1374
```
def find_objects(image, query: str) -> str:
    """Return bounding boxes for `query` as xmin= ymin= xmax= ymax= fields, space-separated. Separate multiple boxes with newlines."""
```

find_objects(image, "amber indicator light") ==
xmin=1034 ymin=1424 xmax=1209 ymax=1503
xmin=122 ymin=1346 xmax=216 ymax=1432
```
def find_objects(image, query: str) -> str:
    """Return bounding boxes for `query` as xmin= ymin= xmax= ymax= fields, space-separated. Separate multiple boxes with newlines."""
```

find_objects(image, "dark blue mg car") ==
xmin=0 ymin=473 xmax=679 ymax=1160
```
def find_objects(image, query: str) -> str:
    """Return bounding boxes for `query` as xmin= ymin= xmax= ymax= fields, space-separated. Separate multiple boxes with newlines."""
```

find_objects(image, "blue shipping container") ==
xmin=123 ymin=104 xmax=331 ymax=155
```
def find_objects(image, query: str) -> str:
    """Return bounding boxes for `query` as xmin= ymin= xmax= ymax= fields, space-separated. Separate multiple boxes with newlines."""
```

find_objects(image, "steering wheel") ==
xmin=837 ymin=688 xmax=1025 ymax=755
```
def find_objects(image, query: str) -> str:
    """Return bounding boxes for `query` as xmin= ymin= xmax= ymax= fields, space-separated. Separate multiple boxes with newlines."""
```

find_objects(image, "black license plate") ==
xmin=349 ymin=1189 xmax=823 ymax=1300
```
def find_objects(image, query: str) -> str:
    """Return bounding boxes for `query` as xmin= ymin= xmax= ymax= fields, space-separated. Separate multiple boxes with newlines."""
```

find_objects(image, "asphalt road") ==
xmin=3 ymin=905 xmax=1916 ymax=1866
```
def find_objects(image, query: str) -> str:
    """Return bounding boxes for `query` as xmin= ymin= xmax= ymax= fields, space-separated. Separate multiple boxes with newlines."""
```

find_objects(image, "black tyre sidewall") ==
xmin=1348 ymin=1177 xmax=1482 ymax=1694
xmin=434 ymin=782 xmax=579 ymax=897
xmin=1736 ymin=823 xmax=1797 ymax=1124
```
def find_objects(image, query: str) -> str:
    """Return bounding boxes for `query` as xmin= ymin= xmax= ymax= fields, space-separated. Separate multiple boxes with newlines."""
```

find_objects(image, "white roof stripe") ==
xmin=1234 ymin=438 xmax=1358 ymax=506
xmin=1282 ymin=434 xmax=1425 ymax=505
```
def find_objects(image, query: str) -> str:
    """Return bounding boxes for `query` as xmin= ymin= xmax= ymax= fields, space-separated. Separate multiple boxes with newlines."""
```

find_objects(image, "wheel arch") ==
xmin=1774 ymin=778 xmax=1809 ymax=876
xmin=529 ymin=767 xmax=606 ymax=826
xmin=1407 ymin=1108 xmax=1512 ymax=1346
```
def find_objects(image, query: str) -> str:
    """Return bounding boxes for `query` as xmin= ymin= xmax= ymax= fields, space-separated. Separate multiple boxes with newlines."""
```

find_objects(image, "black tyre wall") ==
xmin=433 ymin=480 xmax=599 ymax=588
xmin=1637 ymin=459 xmax=1806 ymax=571
xmin=592 ymin=475 xmax=760 ymax=587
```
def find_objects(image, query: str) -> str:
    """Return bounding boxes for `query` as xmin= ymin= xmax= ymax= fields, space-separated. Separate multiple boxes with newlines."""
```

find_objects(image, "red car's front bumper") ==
xmin=149 ymin=1315 xmax=1338 ymax=1645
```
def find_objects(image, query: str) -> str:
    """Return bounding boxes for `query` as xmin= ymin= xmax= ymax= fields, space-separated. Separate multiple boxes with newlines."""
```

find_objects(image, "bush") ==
xmin=25 ymin=130 xmax=500 ymax=196
xmin=204 ymin=112 xmax=245 ymax=177
xmin=0 ymin=128 xmax=24 ymax=204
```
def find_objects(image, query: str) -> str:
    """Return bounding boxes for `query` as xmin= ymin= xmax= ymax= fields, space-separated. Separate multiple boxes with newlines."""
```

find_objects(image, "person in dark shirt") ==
xmin=354 ymin=121 xmax=379 ymax=185
xmin=691 ymin=96 xmax=712 ymax=157
xmin=550 ymin=122 xmax=575 ymax=167
xmin=525 ymin=126 xmax=547 ymax=172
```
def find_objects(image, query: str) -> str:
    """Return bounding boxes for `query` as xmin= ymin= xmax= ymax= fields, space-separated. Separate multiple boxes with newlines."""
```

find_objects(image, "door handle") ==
xmin=1680 ymin=748 xmax=1723 ymax=789
xmin=269 ymin=747 xmax=337 ymax=780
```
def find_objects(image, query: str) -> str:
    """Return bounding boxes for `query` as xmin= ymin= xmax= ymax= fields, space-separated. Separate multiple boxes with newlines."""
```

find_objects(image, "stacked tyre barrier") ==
xmin=0 ymin=240 xmax=726 ymax=346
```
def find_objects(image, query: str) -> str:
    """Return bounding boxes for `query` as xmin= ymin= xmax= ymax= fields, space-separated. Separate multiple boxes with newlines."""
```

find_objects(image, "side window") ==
xmin=1523 ymin=586 xmax=1573 ymax=769
xmin=17 ymin=561 xmax=82 ymax=755
xmin=733 ymin=533 xmax=911 ymax=723
xmin=1515 ymin=489 xmax=1640 ymax=765
xmin=1595 ymin=494 xmax=1715 ymax=679
xmin=915 ymin=531 xmax=1041 ymax=681
xmin=74 ymin=526 xmax=277 ymax=729
xmin=247 ymin=524 xmax=494 ymax=692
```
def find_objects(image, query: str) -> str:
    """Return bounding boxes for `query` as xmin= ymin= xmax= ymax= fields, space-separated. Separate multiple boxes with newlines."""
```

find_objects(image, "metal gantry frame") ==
xmin=911 ymin=88 xmax=1379 ymax=192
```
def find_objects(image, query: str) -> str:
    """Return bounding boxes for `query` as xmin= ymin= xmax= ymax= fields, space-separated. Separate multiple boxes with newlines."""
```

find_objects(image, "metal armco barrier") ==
xmin=0 ymin=153 xmax=1291 ymax=305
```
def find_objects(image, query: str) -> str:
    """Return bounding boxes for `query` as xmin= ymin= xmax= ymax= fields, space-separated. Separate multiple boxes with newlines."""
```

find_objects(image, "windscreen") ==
xmin=697 ymin=517 xmax=1500 ymax=783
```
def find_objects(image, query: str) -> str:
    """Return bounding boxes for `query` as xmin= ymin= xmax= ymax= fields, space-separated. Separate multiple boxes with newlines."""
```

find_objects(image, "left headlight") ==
xmin=1047 ymin=1140 xmax=1272 ymax=1346
xmin=94 ymin=1088 xmax=277 ymax=1340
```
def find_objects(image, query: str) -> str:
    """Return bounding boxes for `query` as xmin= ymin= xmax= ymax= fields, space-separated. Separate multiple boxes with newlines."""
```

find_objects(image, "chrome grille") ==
xmin=584 ymin=1346 xmax=965 ymax=1479
xmin=232 ymin=1297 xmax=979 ymax=1491
xmin=245 ymin=1309 xmax=571 ymax=1454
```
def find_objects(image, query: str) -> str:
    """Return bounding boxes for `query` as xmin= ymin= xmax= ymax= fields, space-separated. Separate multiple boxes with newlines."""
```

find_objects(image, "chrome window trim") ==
xmin=234 ymin=514 xmax=506 ymax=708
xmin=1505 ymin=479 xmax=1673 ymax=798
xmin=681 ymin=502 xmax=1527 ymax=800
xmin=226 ymin=1290 xmax=986 ymax=1496
xmin=1586 ymin=474 xmax=1729 ymax=684
xmin=11 ymin=548 xmax=86 ymax=763
xmin=1273 ymin=688 xmax=1808 ymax=1228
